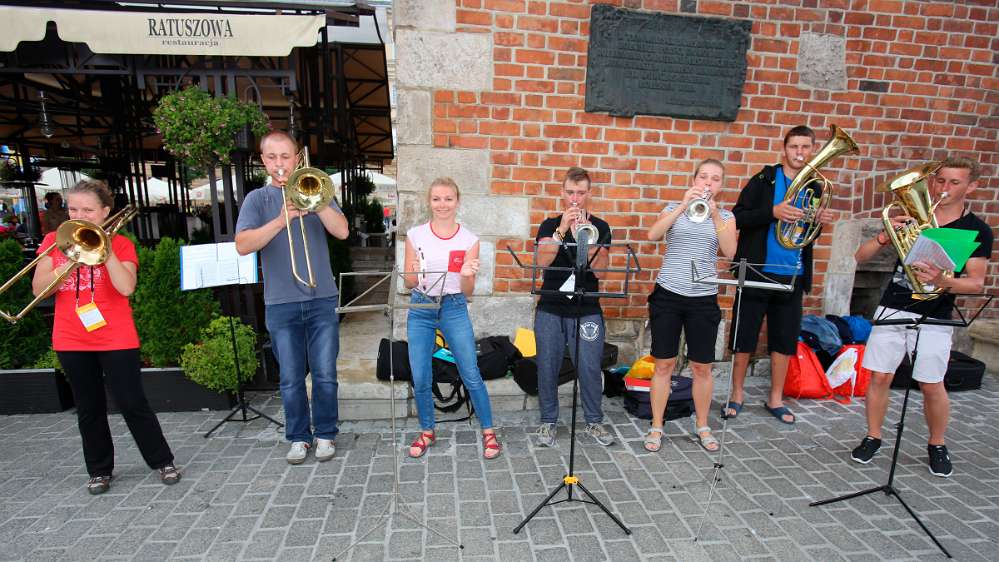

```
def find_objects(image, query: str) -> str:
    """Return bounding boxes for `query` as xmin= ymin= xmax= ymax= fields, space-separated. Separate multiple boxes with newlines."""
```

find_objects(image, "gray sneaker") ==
xmin=315 ymin=439 xmax=336 ymax=462
xmin=286 ymin=441 xmax=311 ymax=464
xmin=585 ymin=423 xmax=615 ymax=446
xmin=535 ymin=423 xmax=557 ymax=447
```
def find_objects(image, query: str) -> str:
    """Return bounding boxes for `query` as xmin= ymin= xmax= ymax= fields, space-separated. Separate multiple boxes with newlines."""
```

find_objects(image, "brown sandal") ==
xmin=482 ymin=431 xmax=502 ymax=459
xmin=409 ymin=431 xmax=435 ymax=458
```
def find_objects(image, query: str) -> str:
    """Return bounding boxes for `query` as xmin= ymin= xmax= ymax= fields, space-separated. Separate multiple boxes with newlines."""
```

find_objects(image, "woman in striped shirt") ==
xmin=643 ymin=159 xmax=737 ymax=452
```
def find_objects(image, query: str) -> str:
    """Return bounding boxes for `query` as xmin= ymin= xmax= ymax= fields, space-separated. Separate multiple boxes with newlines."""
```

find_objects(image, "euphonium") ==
xmin=686 ymin=189 xmax=711 ymax=223
xmin=0 ymin=205 xmax=138 ymax=323
xmin=281 ymin=147 xmax=337 ymax=288
xmin=878 ymin=161 xmax=948 ymax=301
xmin=776 ymin=125 xmax=859 ymax=249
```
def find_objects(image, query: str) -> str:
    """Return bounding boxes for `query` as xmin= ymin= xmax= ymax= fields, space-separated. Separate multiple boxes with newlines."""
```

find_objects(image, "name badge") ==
xmin=76 ymin=302 xmax=107 ymax=332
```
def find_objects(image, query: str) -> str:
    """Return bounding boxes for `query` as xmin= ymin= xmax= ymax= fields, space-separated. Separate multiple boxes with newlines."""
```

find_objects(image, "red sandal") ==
xmin=482 ymin=431 xmax=502 ymax=460
xmin=409 ymin=431 xmax=435 ymax=458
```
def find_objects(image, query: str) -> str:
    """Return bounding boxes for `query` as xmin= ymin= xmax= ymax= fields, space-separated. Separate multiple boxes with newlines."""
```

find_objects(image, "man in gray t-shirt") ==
xmin=235 ymin=131 xmax=349 ymax=465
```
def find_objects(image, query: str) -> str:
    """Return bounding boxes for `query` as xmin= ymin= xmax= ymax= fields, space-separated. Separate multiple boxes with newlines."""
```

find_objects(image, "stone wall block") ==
xmin=798 ymin=32 xmax=846 ymax=91
xmin=394 ymin=0 xmax=455 ymax=32
xmin=458 ymin=196 xmax=531 ymax=238
xmin=396 ymin=89 xmax=432 ymax=146
xmin=396 ymin=145 xmax=490 ymax=195
xmin=396 ymin=30 xmax=492 ymax=91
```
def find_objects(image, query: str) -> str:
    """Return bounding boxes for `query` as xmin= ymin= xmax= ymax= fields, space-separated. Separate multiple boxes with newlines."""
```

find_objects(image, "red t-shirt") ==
xmin=37 ymin=232 xmax=140 ymax=351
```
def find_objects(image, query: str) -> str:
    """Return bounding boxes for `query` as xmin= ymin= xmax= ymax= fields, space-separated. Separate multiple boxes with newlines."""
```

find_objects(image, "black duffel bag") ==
xmin=891 ymin=350 xmax=985 ymax=392
xmin=376 ymin=339 xmax=412 ymax=381
xmin=513 ymin=342 xmax=618 ymax=396
xmin=477 ymin=335 xmax=522 ymax=380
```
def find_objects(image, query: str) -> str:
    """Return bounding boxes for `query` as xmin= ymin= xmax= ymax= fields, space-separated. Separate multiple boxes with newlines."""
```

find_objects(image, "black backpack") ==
xmin=476 ymin=335 xmax=522 ymax=380
xmin=623 ymin=375 xmax=694 ymax=421
xmin=513 ymin=343 xmax=618 ymax=395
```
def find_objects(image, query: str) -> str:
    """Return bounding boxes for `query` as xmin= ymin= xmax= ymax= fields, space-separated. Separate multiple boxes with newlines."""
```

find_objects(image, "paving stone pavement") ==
xmin=2 ymin=375 xmax=999 ymax=561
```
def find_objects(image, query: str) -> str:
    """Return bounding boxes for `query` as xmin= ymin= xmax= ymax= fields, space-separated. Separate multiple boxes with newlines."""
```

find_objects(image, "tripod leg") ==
xmin=203 ymin=404 xmax=242 ymax=438
xmin=808 ymin=485 xmax=886 ymax=507
xmin=576 ymin=481 xmax=631 ymax=534
xmin=395 ymin=505 xmax=464 ymax=548
xmin=513 ymin=482 xmax=567 ymax=534
xmin=245 ymin=403 xmax=285 ymax=428
xmin=892 ymin=490 xmax=953 ymax=558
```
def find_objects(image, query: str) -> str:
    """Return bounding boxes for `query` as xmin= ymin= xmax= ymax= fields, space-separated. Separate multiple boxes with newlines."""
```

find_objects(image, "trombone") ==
xmin=0 ymin=205 xmax=138 ymax=324
xmin=281 ymin=147 xmax=337 ymax=288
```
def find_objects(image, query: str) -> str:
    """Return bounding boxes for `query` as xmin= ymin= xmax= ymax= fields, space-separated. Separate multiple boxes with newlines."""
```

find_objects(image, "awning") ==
xmin=0 ymin=7 xmax=325 ymax=56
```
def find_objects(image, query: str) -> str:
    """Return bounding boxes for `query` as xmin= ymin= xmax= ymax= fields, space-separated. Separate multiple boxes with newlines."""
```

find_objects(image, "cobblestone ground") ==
xmin=2 ymin=375 xmax=998 ymax=561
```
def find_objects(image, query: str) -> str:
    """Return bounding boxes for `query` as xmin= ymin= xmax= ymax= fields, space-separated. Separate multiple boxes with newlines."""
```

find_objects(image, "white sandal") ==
xmin=693 ymin=424 xmax=719 ymax=452
xmin=644 ymin=427 xmax=664 ymax=452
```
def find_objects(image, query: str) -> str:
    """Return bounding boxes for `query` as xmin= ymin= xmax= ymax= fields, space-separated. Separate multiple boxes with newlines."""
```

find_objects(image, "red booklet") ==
xmin=448 ymin=250 xmax=465 ymax=273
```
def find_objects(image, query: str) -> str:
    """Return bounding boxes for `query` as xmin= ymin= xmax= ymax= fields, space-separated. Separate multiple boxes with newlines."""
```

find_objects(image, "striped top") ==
xmin=407 ymin=222 xmax=478 ymax=296
xmin=655 ymin=203 xmax=734 ymax=297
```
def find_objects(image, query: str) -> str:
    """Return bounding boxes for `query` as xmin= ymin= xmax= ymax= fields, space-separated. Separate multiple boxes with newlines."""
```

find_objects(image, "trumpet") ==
xmin=686 ymin=189 xmax=712 ymax=223
xmin=282 ymin=147 xmax=337 ymax=288
xmin=0 ymin=205 xmax=138 ymax=324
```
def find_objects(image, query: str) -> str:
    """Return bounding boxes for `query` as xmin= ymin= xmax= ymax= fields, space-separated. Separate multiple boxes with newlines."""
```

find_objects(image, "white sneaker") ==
xmin=286 ymin=441 xmax=311 ymax=464
xmin=585 ymin=423 xmax=615 ymax=446
xmin=315 ymin=439 xmax=336 ymax=462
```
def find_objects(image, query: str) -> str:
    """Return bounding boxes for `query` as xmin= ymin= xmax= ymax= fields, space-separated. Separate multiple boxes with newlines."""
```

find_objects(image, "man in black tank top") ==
xmin=850 ymin=156 xmax=993 ymax=478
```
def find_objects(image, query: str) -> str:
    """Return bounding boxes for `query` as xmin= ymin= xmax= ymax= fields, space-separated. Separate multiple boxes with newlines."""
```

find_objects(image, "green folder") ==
xmin=921 ymin=228 xmax=980 ymax=273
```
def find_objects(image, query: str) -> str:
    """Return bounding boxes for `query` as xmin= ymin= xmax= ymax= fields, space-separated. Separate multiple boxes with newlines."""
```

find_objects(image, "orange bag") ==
xmin=783 ymin=341 xmax=835 ymax=400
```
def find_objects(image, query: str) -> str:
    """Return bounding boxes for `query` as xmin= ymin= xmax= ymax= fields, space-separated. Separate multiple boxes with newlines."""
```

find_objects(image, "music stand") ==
xmin=507 ymin=236 xmax=641 ymax=535
xmin=809 ymin=293 xmax=993 ymax=559
xmin=689 ymin=258 xmax=797 ymax=541
xmin=330 ymin=267 xmax=463 ymax=560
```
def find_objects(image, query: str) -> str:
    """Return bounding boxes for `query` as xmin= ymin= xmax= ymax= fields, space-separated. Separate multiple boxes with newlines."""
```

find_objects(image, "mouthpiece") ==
xmin=277 ymin=168 xmax=286 ymax=178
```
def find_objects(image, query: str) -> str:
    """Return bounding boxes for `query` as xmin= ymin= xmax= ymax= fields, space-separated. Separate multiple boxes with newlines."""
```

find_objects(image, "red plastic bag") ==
xmin=784 ymin=341 xmax=835 ymax=400
xmin=842 ymin=344 xmax=870 ymax=397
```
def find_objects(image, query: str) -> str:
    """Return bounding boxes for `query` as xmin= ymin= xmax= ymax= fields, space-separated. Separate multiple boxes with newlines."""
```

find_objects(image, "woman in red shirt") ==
xmin=31 ymin=180 xmax=180 ymax=495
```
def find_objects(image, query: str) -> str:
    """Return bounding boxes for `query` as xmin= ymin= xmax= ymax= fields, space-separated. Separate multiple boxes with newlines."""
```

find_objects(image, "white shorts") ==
xmin=861 ymin=306 xmax=953 ymax=384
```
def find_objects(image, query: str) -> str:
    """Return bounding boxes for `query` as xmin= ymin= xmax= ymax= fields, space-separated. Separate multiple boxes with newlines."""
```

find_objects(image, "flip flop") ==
xmin=720 ymin=401 xmax=743 ymax=419
xmin=763 ymin=402 xmax=796 ymax=425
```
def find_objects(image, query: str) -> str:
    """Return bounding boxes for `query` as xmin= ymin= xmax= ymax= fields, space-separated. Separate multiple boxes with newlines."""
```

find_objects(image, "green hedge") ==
xmin=180 ymin=315 xmax=257 ymax=393
xmin=132 ymin=237 xmax=219 ymax=367
xmin=0 ymin=239 xmax=50 ymax=369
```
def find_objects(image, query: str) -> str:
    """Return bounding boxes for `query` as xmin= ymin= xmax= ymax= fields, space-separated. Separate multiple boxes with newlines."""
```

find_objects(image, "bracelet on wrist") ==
xmin=553 ymin=229 xmax=564 ymax=241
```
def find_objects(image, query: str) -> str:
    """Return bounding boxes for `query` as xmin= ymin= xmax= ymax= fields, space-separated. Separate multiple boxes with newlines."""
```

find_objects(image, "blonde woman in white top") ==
xmin=402 ymin=177 xmax=501 ymax=459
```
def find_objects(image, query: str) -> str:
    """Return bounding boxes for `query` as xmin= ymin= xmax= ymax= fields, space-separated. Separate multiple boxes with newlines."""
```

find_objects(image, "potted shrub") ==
xmin=0 ymin=239 xmax=74 ymax=414
xmin=153 ymin=87 xmax=269 ymax=167
xmin=181 ymin=315 xmax=258 ymax=397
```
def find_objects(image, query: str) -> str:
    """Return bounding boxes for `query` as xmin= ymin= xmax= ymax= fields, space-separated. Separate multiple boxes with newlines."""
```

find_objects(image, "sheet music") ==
xmin=903 ymin=235 xmax=955 ymax=271
xmin=180 ymin=242 xmax=258 ymax=290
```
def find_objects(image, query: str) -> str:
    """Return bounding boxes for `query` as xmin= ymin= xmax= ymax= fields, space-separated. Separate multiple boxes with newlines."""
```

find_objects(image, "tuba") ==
xmin=776 ymin=125 xmax=859 ymax=249
xmin=878 ymin=161 xmax=948 ymax=301
xmin=0 ymin=205 xmax=138 ymax=323
xmin=281 ymin=147 xmax=338 ymax=288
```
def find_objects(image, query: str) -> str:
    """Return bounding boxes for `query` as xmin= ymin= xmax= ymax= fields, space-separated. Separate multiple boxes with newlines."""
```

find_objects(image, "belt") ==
xmin=413 ymin=290 xmax=462 ymax=304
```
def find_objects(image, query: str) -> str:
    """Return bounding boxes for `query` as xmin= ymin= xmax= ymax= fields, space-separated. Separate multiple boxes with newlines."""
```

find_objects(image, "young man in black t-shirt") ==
xmin=532 ymin=167 xmax=614 ymax=448
xmin=851 ymin=156 xmax=993 ymax=477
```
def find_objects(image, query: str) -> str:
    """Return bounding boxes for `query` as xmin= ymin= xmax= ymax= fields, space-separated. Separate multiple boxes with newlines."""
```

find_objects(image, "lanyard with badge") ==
xmin=75 ymin=266 xmax=107 ymax=331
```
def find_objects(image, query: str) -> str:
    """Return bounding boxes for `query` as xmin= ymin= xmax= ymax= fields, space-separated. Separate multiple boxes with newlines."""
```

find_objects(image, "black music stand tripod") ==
xmin=507 ymin=236 xmax=640 ymax=535
xmin=690 ymin=258 xmax=797 ymax=540
xmin=809 ymin=294 xmax=993 ymax=559
xmin=329 ymin=267 xmax=463 ymax=560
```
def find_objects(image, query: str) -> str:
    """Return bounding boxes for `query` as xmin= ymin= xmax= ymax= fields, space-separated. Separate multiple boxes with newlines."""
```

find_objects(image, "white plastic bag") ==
xmin=826 ymin=347 xmax=858 ymax=390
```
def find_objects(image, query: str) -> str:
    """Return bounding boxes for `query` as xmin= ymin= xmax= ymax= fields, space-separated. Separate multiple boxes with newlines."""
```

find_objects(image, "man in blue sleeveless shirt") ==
xmin=236 ymin=131 xmax=349 ymax=464
xmin=725 ymin=125 xmax=833 ymax=425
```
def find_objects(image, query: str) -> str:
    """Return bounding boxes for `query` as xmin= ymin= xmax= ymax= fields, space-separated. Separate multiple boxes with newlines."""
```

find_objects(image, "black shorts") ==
xmin=728 ymin=283 xmax=803 ymax=356
xmin=648 ymin=285 xmax=721 ymax=363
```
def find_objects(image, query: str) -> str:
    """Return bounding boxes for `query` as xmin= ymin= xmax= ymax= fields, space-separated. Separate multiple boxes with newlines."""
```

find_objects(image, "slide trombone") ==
xmin=280 ymin=148 xmax=337 ymax=288
xmin=0 ymin=205 xmax=138 ymax=324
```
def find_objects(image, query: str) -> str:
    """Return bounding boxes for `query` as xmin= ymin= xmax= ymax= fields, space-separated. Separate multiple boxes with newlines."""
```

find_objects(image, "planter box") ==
xmin=0 ymin=369 xmax=74 ymax=414
xmin=107 ymin=368 xmax=236 ymax=413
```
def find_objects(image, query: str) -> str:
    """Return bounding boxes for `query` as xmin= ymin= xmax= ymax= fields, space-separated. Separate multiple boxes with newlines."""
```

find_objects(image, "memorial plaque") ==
xmin=585 ymin=5 xmax=752 ymax=121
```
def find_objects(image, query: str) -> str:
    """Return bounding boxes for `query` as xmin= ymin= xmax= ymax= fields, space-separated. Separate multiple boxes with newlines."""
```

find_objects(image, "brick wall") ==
xmin=394 ymin=0 xmax=998 ymax=357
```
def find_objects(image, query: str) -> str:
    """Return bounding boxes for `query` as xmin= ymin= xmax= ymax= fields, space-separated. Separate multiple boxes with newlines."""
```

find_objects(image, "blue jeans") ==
xmin=534 ymin=309 xmax=605 ymax=424
xmin=265 ymin=297 xmax=340 ymax=443
xmin=407 ymin=292 xmax=494 ymax=431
